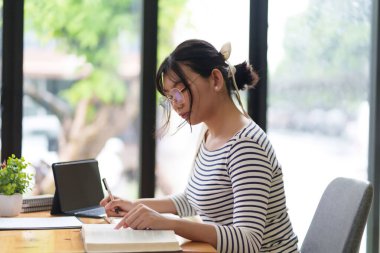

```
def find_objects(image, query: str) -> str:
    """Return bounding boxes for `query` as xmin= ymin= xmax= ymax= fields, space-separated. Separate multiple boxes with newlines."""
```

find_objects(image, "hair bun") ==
xmin=234 ymin=61 xmax=259 ymax=90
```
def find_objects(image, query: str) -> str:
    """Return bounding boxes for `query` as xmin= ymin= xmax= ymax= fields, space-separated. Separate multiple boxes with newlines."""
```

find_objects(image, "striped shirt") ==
xmin=171 ymin=121 xmax=299 ymax=253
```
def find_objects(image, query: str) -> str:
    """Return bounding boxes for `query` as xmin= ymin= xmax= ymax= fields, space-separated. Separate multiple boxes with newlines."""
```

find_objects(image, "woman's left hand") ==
xmin=114 ymin=204 xmax=173 ymax=230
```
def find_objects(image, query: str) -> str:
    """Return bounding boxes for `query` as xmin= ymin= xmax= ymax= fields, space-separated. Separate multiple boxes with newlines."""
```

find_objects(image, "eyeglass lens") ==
xmin=169 ymin=88 xmax=184 ymax=104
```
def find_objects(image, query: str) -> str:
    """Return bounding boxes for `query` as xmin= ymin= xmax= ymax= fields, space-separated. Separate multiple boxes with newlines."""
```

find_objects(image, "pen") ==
xmin=102 ymin=178 xmax=120 ymax=214
xmin=103 ymin=216 xmax=113 ymax=224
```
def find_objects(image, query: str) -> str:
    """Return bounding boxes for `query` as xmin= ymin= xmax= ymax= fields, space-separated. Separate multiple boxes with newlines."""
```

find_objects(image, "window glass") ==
xmin=267 ymin=0 xmax=371 ymax=251
xmin=0 ymin=2 xmax=3 ymax=150
xmin=156 ymin=0 xmax=250 ymax=196
xmin=23 ymin=1 xmax=142 ymax=199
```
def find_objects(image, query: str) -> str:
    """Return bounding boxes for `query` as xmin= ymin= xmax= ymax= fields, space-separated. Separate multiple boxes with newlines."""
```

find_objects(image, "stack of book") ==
xmin=22 ymin=194 xmax=54 ymax=213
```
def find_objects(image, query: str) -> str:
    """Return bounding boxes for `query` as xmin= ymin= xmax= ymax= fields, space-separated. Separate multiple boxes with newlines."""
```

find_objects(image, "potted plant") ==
xmin=0 ymin=154 xmax=33 ymax=216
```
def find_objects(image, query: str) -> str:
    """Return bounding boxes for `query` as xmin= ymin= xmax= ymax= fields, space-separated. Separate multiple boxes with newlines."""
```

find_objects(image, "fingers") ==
xmin=115 ymin=204 xmax=156 ymax=230
xmin=106 ymin=208 xmax=126 ymax=217
xmin=100 ymin=195 xmax=122 ymax=206
xmin=105 ymin=199 xmax=122 ymax=210
xmin=99 ymin=195 xmax=111 ymax=206
xmin=114 ymin=207 xmax=137 ymax=229
xmin=124 ymin=209 xmax=144 ymax=229
xmin=114 ymin=214 xmax=148 ymax=230
xmin=114 ymin=217 xmax=127 ymax=229
xmin=104 ymin=199 xmax=127 ymax=217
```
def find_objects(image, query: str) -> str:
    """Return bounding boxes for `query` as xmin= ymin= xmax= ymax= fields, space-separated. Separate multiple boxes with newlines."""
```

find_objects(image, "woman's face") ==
xmin=162 ymin=65 xmax=218 ymax=126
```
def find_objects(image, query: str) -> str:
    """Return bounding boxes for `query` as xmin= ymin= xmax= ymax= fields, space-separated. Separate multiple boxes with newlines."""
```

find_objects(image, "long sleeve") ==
xmin=170 ymin=192 xmax=197 ymax=217
xmin=183 ymin=121 xmax=298 ymax=253
xmin=215 ymin=139 xmax=276 ymax=252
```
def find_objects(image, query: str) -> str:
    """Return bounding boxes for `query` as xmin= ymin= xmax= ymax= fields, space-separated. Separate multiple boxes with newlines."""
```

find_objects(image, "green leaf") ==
xmin=0 ymin=155 xmax=32 ymax=195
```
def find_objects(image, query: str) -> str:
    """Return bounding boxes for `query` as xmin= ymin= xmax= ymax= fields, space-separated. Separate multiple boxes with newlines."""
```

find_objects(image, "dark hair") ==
xmin=155 ymin=39 xmax=259 ymax=136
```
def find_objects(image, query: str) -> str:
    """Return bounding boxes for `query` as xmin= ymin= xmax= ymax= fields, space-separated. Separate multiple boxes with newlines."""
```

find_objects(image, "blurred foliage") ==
xmin=157 ymin=0 xmax=187 ymax=104
xmin=24 ymin=0 xmax=186 ymax=109
xmin=271 ymin=0 xmax=371 ymax=113
xmin=66 ymin=69 xmax=126 ymax=105
xmin=24 ymin=0 xmax=139 ymax=106
xmin=25 ymin=0 xmax=138 ymax=68
xmin=158 ymin=0 xmax=187 ymax=63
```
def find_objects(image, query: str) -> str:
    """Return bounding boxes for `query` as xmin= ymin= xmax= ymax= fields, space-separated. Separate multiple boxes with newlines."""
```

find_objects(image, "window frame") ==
xmin=2 ymin=0 xmax=379 ymax=251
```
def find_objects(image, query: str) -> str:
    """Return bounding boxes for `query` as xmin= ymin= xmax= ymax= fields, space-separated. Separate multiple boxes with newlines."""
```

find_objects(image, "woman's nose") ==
xmin=172 ymin=103 xmax=184 ymax=112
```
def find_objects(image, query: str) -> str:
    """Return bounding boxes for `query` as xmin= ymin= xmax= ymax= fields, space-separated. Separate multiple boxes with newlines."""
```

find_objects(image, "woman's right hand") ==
xmin=99 ymin=195 xmax=134 ymax=217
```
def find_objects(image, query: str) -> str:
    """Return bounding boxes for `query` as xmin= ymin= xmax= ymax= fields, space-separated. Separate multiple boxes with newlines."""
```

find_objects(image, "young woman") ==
xmin=100 ymin=39 xmax=299 ymax=253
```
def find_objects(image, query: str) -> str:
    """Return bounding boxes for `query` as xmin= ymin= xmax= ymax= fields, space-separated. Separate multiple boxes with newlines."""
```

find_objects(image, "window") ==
xmin=23 ymin=1 xmax=142 ymax=199
xmin=267 ymin=0 xmax=371 ymax=251
xmin=0 ymin=1 xmax=2 ymax=133
xmin=156 ymin=0 xmax=250 ymax=196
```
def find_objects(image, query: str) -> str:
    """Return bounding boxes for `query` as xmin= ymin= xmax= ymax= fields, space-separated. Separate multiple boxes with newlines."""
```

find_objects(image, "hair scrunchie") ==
xmin=219 ymin=42 xmax=249 ymax=118
xmin=219 ymin=42 xmax=236 ymax=77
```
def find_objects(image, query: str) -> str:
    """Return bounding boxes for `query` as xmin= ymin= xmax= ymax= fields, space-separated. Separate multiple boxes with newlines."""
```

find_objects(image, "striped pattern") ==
xmin=171 ymin=121 xmax=299 ymax=253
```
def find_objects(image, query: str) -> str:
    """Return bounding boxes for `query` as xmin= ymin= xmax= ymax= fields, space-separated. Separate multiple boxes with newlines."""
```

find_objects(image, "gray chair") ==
xmin=301 ymin=177 xmax=373 ymax=253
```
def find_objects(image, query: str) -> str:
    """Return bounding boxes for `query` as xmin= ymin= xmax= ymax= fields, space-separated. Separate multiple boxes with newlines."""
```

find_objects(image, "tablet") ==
xmin=51 ymin=159 xmax=106 ymax=218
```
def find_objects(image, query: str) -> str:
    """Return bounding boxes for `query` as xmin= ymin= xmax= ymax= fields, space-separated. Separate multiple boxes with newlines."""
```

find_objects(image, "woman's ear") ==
xmin=210 ymin=69 xmax=224 ymax=92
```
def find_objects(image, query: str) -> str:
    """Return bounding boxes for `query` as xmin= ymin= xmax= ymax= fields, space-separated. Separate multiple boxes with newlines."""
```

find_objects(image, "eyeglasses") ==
xmin=160 ymin=72 xmax=194 ymax=106
xmin=164 ymin=87 xmax=187 ymax=105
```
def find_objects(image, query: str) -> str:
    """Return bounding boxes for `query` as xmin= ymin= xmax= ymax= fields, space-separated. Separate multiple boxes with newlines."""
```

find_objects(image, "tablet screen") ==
xmin=52 ymin=159 xmax=104 ymax=212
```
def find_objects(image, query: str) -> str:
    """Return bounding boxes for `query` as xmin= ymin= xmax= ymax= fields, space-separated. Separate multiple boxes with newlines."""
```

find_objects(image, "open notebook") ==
xmin=81 ymin=224 xmax=181 ymax=252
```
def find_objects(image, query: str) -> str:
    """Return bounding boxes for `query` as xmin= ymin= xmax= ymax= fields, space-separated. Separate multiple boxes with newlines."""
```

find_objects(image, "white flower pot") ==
xmin=0 ymin=193 xmax=23 ymax=217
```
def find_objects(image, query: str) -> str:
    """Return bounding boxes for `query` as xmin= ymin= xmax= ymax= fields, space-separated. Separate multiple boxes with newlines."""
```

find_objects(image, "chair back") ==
xmin=301 ymin=177 xmax=373 ymax=253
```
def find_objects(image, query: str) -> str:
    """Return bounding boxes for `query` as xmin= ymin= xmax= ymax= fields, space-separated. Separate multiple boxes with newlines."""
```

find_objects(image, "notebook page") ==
xmin=0 ymin=217 xmax=82 ymax=230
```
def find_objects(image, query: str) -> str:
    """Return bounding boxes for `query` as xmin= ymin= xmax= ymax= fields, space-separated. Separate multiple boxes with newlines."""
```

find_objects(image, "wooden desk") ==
xmin=0 ymin=211 xmax=216 ymax=253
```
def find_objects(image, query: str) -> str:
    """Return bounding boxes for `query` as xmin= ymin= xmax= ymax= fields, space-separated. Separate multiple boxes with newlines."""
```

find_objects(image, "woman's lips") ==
xmin=180 ymin=112 xmax=189 ymax=119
